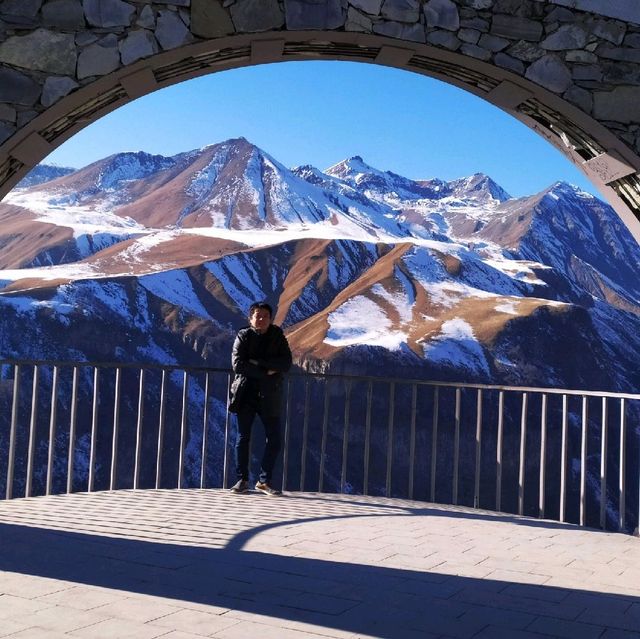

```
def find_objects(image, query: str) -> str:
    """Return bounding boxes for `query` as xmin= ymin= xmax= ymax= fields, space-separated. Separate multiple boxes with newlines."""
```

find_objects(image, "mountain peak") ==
xmin=448 ymin=173 xmax=511 ymax=203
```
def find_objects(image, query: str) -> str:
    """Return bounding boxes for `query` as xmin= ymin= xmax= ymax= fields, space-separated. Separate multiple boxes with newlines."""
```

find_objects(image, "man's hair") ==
xmin=248 ymin=301 xmax=273 ymax=318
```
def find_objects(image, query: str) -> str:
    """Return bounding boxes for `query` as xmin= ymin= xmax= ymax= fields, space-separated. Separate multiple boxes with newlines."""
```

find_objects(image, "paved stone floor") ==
xmin=0 ymin=489 xmax=639 ymax=638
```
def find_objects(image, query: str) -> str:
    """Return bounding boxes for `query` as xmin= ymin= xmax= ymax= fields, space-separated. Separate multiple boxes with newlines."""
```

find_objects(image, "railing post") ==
xmin=201 ymin=372 xmax=210 ymax=490
xmin=559 ymin=394 xmax=569 ymax=522
xmin=88 ymin=367 xmax=99 ymax=493
xmin=363 ymin=380 xmax=372 ymax=496
xmin=25 ymin=365 xmax=39 ymax=498
xmin=518 ymin=392 xmax=528 ymax=516
xmin=281 ymin=377 xmax=291 ymax=491
xmin=319 ymin=379 xmax=330 ymax=493
xmin=6 ymin=364 xmax=20 ymax=500
xmin=66 ymin=366 xmax=78 ymax=494
xmin=430 ymin=386 xmax=439 ymax=503
xmin=156 ymin=369 xmax=167 ymax=490
xmin=300 ymin=377 xmax=310 ymax=492
xmin=46 ymin=365 xmax=59 ymax=496
xmin=178 ymin=370 xmax=188 ymax=489
xmin=496 ymin=390 xmax=504 ymax=512
xmin=340 ymin=379 xmax=352 ymax=494
xmin=408 ymin=383 xmax=417 ymax=501
xmin=110 ymin=367 xmax=121 ymax=491
xmin=580 ymin=395 xmax=588 ymax=527
xmin=223 ymin=373 xmax=232 ymax=490
xmin=600 ymin=396 xmax=608 ymax=529
xmin=539 ymin=394 xmax=547 ymax=519
xmin=453 ymin=387 xmax=461 ymax=506
xmin=133 ymin=368 xmax=145 ymax=490
xmin=619 ymin=397 xmax=626 ymax=531
xmin=386 ymin=382 xmax=395 ymax=498
xmin=474 ymin=389 xmax=483 ymax=509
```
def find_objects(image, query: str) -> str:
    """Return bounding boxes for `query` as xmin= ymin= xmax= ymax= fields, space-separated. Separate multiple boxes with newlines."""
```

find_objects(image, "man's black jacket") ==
xmin=231 ymin=324 xmax=292 ymax=416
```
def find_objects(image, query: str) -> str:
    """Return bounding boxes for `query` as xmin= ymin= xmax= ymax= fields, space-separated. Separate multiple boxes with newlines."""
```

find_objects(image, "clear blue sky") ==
xmin=45 ymin=60 xmax=597 ymax=199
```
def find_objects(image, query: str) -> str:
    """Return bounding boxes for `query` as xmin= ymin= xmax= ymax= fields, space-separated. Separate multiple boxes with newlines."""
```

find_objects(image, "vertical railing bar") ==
xmin=430 ymin=386 xmax=439 ymax=503
xmin=110 ymin=367 xmax=121 ymax=491
xmin=340 ymin=379 xmax=352 ymax=494
xmin=46 ymin=365 xmax=59 ymax=496
xmin=518 ymin=392 xmax=528 ymax=516
xmin=496 ymin=390 xmax=504 ymax=512
xmin=385 ymin=382 xmax=395 ymax=498
xmin=6 ymin=364 xmax=20 ymax=500
xmin=25 ymin=365 xmax=39 ymax=498
xmin=408 ymin=383 xmax=417 ymax=501
xmin=600 ymin=396 xmax=608 ymax=530
xmin=474 ymin=389 xmax=483 ymax=509
xmin=156 ymin=369 xmax=167 ymax=490
xmin=363 ymin=380 xmax=372 ymax=496
xmin=319 ymin=379 xmax=330 ymax=493
xmin=300 ymin=378 xmax=310 ymax=492
xmin=178 ymin=370 xmax=188 ymax=490
xmin=619 ymin=397 xmax=626 ymax=532
xmin=281 ymin=377 xmax=291 ymax=491
xmin=560 ymin=394 xmax=569 ymax=523
xmin=223 ymin=373 xmax=232 ymax=490
xmin=539 ymin=394 xmax=548 ymax=519
xmin=66 ymin=366 xmax=79 ymax=495
xmin=200 ymin=372 xmax=210 ymax=490
xmin=452 ymin=387 xmax=461 ymax=506
xmin=133 ymin=368 xmax=145 ymax=490
xmin=580 ymin=395 xmax=588 ymax=527
xmin=88 ymin=367 xmax=100 ymax=493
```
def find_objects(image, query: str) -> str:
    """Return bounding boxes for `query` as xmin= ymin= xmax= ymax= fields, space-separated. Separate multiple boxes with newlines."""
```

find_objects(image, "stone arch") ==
xmin=1 ymin=1 xmax=640 ymax=242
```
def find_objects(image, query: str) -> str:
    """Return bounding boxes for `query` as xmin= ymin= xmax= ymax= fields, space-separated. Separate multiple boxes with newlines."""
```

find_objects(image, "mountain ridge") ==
xmin=1 ymin=137 xmax=639 ymax=392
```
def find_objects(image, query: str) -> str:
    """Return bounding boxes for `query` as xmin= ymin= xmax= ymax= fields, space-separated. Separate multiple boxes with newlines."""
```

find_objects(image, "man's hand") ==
xmin=267 ymin=369 xmax=277 ymax=375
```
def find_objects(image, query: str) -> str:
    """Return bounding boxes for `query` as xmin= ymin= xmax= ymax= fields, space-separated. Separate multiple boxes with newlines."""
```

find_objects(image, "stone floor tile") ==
xmin=36 ymin=585 xmax=128 ymax=611
xmin=484 ymin=570 xmax=550 ymax=585
xmin=0 ymin=593 xmax=53 ymax=618
xmin=148 ymin=608 xmax=240 ymax=635
xmin=212 ymin=620 xmax=320 ymax=638
xmin=0 ymin=573 xmax=74 ymax=599
xmin=600 ymin=631 xmax=640 ymax=639
xmin=3 ymin=629 xmax=69 ymax=639
xmin=152 ymin=632 xmax=212 ymax=639
xmin=527 ymin=615 xmax=606 ymax=638
xmin=68 ymin=618 xmax=169 ymax=638
xmin=92 ymin=597 xmax=183 ymax=623
xmin=0 ymin=619 xmax=35 ymax=637
xmin=474 ymin=625 xmax=548 ymax=638
xmin=223 ymin=609 xmax=356 ymax=638
xmin=501 ymin=583 xmax=570 ymax=603
xmin=19 ymin=606 xmax=112 ymax=633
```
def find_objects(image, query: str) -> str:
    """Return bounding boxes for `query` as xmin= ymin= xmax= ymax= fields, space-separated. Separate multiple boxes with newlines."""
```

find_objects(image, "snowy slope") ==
xmin=0 ymin=138 xmax=638 ymax=392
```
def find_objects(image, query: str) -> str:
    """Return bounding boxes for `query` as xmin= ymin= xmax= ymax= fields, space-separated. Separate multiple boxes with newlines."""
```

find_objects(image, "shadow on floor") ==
xmin=0 ymin=518 xmax=639 ymax=638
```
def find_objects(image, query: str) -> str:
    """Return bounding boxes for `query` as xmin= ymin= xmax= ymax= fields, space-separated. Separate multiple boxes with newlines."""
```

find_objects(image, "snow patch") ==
xmin=324 ymin=296 xmax=407 ymax=349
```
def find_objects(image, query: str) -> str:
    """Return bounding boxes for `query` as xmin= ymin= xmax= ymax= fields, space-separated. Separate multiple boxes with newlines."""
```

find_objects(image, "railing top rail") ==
xmin=1 ymin=357 xmax=638 ymax=400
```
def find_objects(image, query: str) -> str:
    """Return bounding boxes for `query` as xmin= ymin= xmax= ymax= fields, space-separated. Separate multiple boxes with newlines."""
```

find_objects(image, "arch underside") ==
xmin=1 ymin=32 xmax=640 ymax=243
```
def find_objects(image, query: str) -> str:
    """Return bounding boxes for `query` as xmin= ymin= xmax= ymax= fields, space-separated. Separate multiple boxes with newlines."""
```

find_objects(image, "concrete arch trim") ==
xmin=1 ymin=29 xmax=639 ymax=241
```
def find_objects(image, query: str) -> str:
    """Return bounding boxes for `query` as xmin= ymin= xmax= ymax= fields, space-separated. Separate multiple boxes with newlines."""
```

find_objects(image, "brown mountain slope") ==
xmin=0 ymin=204 xmax=74 ymax=269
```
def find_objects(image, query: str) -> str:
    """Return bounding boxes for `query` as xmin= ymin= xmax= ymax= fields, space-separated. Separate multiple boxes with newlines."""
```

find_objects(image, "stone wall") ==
xmin=0 ymin=1 xmax=639 ymax=152
xmin=1 ymin=0 xmax=640 ymax=236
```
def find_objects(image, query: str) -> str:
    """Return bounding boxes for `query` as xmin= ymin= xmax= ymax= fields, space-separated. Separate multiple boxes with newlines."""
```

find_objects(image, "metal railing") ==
xmin=0 ymin=359 xmax=638 ymax=534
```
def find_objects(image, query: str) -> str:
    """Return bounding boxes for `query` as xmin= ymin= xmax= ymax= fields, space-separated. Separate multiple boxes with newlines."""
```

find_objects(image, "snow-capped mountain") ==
xmin=0 ymin=137 xmax=639 ymax=394
xmin=16 ymin=164 xmax=76 ymax=188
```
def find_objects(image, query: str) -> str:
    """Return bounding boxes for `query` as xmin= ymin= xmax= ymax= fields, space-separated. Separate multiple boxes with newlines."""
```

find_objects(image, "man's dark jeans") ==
xmin=235 ymin=409 xmax=281 ymax=484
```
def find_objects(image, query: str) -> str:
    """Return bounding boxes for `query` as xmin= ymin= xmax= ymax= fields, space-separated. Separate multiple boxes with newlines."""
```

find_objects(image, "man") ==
xmin=229 ymin=301 xmax=292 ymax=495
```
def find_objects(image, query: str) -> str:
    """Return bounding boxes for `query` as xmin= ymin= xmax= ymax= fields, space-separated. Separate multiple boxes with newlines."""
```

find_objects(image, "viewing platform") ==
xmin=0 ymin=488 xmax=639 ymax=639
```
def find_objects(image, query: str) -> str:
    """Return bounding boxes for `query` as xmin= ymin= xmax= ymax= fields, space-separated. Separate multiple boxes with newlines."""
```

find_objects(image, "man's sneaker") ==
xmin=255 ymin=481 xmax=281 ymax=496
xmin=230 ymin=479 xmax=249 ymax=494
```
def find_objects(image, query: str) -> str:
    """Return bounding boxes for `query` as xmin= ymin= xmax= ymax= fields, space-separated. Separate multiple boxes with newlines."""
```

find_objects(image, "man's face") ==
xmin=250 ymin=308 xmax=272 ymax=334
